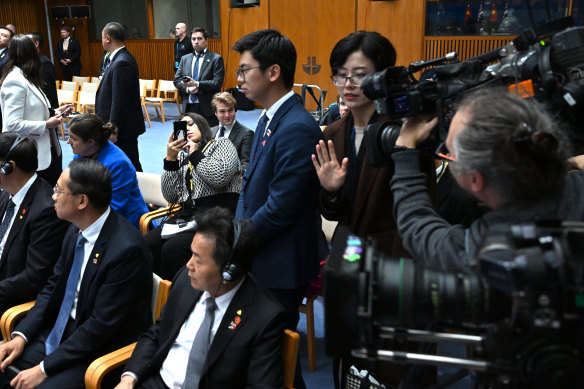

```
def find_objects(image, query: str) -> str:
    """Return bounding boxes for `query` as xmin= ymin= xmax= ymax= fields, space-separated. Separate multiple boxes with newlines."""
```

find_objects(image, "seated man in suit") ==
xmin=210 ymin=92 xmax=253 ymax=172
xmin=115 ymin=206 xmax=286 ymax=389
xmin=0 ymin=134 xmax=68 ymax=316
xmin=0 ymin=158 xmax=153 ymax=389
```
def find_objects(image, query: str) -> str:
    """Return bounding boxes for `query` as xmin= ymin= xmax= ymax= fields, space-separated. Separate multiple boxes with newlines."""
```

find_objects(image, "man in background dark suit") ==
xmin=173 ymin=22 xmax=192 ymax=72
xmin=25 ymin=31 xmax=58 ymax=109
xmin=210 ymin=92 xmax=253 ymax=172
xmin=0 ymin=134 xmax=68 ymax=316
xmin=174 ymin=27 xmax=224 ymax=127
xmin=233 ymin=29 xmax=324 ymax=389
xmin=115 ymin=207 xmax=286 ymax=389
xmin=95 ymin=22 xmax=145 ymax=172
xmin=0 ymin=158 xmax=152 ymax=389
xmin=55 ymin=27 xmax=81 ymax=82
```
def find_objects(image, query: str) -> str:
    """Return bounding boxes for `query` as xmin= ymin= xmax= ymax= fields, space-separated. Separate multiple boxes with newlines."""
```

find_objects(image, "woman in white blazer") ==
xmin=0 ymin=34 xmax=70 ymax=186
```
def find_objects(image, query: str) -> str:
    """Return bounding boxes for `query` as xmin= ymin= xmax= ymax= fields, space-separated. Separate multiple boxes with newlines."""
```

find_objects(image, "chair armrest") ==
xmin=85 ymin=342 xmax=137 ymax=389
xmin=139 ymin=204 xmax=181 ymax=236
xmin=283 ymin=329 xmax=300 ymax=389
xmin=0 ymin=301 xmax=35 ymax=342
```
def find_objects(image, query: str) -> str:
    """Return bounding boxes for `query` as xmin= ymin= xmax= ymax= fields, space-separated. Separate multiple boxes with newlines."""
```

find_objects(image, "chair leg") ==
xmin=160 ymin=103 xmax=165 ymax=124
xmin=305 ymin=296 xmax=316 ymax=372
xmin=154 ymin=105 xmax=160 ymax=118
xmin=143 ymin=105 xmax=151 ymax=128
xmin=59 ymin=123 xmax=66 ymax=141
xmin=176 ymin=101 xmax=183 ymax=116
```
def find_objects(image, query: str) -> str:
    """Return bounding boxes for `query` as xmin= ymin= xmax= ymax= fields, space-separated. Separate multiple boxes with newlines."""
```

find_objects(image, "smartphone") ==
xmin=180 ymin=75 xmax=191 ymax=83
xmin=173 ymin=121 xmax=187 ymax=141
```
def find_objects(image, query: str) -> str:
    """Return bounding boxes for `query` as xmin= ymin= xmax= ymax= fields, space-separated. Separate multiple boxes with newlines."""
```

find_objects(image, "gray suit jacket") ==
xmin=174 ymin=50 xmax=225 ymax=116
xmin=211 ymin=120 xmax=253 ymax=172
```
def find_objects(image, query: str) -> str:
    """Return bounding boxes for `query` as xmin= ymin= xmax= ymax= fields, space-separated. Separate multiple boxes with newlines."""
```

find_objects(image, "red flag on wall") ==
xmin=465 ymin=3 xmax=473 ymax=23
xmin=490 ymin=2 xmax=498 ymax=23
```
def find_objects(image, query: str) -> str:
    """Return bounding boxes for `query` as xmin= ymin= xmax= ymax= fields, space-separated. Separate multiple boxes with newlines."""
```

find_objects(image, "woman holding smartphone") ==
xmin=145 ymin=112 xmax=241 ymax=279
xmin=0 ymin=34 xmax=72 ymax=186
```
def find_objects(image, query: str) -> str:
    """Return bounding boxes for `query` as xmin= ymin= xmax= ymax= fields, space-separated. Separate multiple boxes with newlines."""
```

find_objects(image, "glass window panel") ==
xmin=91 ymin=0 xmax=148 ymax=40
xmin=425 ymin=1 xmax=571 ymax=36
xmin=153 ymin=0 xmax=221 ymax=39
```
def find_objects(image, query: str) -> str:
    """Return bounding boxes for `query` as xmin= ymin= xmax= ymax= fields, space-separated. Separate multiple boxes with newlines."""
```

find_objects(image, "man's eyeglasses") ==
xmin=331 ymin=74 xmax=369 ymax=87
xmin=53 ymin=184 xmax=71 ymax=196
xmin=235 ymin=66 xmax=262 ymax=82
xmin=435 ymin=141 xmax=456 ymax=162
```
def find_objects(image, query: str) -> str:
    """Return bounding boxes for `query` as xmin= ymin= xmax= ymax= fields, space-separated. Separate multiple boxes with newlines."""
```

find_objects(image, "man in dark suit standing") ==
xmin=0 ymin=158 xmax=152 ymax=389
xmin=114 ymin=207 xmax=286 ymax=389
xmin=174 ymin=27 xmax=224 ymax=127
xmin=95 ymin=22 xmax=145 ymax=172
xmin=25 ymin=32 xmax=58 ymax=109
xmin=55 ymin=27 xmax=81 ymax=82
xmin=0 ymin=134 xmax=68 ymax=316
xmin=233 ymin=29 xmax=324 ymax=388
xmin=210 ymin=92 xmax=253 ymax=172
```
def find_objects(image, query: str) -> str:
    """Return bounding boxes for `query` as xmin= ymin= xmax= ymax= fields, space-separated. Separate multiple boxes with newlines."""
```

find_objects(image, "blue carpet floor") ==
xmin=59 ymin=103 xmax=335 ymax=389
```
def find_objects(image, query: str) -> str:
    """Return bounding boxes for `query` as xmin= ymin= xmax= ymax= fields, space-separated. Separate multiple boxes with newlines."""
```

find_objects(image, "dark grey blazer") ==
xmin=211 ymin=120 xmax=253 ymax=172
xmin=173 ymin=50 xmax=225 ymax=117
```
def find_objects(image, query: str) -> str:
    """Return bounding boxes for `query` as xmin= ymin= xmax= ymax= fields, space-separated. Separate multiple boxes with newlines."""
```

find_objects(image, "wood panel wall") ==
xmin=425 ymin=36 xmax=514 ymax=62
xmin=0 ymin=0 xmax=54 ymax=58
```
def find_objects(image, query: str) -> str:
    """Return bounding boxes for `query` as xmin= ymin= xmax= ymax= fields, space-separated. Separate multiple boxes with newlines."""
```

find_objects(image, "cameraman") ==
xmin=392 ymin=88 xmax=584 ymax=271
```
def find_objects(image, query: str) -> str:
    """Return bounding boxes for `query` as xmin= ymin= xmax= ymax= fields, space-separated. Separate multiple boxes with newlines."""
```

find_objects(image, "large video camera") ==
xmin=324 ymin=222 xmax=584 ymax=388
xmin=363 ymin=17 xmax=584 ymax=166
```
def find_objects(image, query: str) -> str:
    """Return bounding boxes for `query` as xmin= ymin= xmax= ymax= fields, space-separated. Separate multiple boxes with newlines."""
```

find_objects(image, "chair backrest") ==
xmin=72 ymin=76 xmax=90 ymax=83
xmin=78 ymin=91 xmax=96 ymax=105
xmin=61 ymin=80 xmax=78 ymax=91
xmin=57 ymin=89 xmax=77 ymax=105
xmin=151 ymin=274 xmax=171 ymax=322
xmin=136 ymin=172 xmax=167 ymax=207
xmin=90 ymin=76 xmax=100 ymax=83
xmin=139 ymin=79 xmax=155 ymax=98
xmin=321 ymin=217 xmax=338 ymax=243
xmin=81 ymin=82 xmax=99 ymax=92
xmin=158 ymin=80 xmax=177 ymax=97
xmin=283 ymin=329 xmax=300 ymax=389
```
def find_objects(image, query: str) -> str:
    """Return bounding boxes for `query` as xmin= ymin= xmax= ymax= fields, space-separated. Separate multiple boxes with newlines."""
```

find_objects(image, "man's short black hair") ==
xmin=329 ymin=31 xmax=396 ymax=75
xmin=25 ymin=31 xmax=43 ymax=48
xmin=232 ymin=29 xmax=296 ymax=90
xmin=103 ymin=22 xmax=125 ymax=42
xmin=67 ymin=159 xmax=112 ymax=211
xmin=191 ymin=27 xmax=208 ymax=40
xmin=0 ymin=133 xmax=38 ymax=173
xmin=195 ymin=207 xmax=255 ymax=279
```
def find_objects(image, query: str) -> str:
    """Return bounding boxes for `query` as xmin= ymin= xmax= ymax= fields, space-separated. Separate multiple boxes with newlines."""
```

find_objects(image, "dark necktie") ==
xmin=218 ymin=126 xmax=225 ymax=138
xmin=0 ymin=199 xmax=16 ymax=243
xmin=182 ymin=297 xmax=216 ymax=389
xmin=45 ymin=233 xmax=87 ymax=355
xmin=190 ymin=54 xmax=201 ymax=103
xmin=251 ymin=114 xmax=269 ymax=161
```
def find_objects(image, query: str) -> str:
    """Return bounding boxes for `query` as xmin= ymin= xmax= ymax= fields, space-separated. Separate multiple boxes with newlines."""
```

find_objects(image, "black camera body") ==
xmin=363 ymin=17 xmax=584 ymax=166
xmin=325 ymin=222 xmax=584 ymax=388
xmin=173 ymin=120 xmax=187 ymax=141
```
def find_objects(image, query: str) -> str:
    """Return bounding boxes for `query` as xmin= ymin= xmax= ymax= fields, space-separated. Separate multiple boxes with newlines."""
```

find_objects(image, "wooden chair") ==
xmin=139 ymin=79 xmax=156 ymax=128
xmin=144 ymin=80 xmax=182 ymax=123
xmin=80 ymin=82 xmax=99 ymax=92
xmin=72 ymin=76 xmax=90 ymax=83
xmin=55 ymin=80 xmax=60 ymax=89
xmin=90 ymin=76 xmax=100 ymax=83
xmin=0 ymin=301 xmax=35 ymax=342
xmin=283 ymin=329 xmax=300 ymax=389
xmin=298 ymin=217 xmax=336 ymax=372
xmin=136 ymin=172 xmax=182 ymax=235
xmin=84 ymin=323 xmax=299 ymax=389
xmin=60 ymin=80 xmax=78 ymax=91
xmin=77 ymin=91 xmax=96 ymax=114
